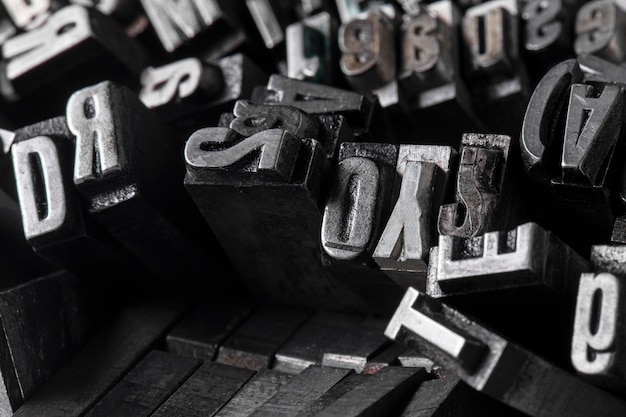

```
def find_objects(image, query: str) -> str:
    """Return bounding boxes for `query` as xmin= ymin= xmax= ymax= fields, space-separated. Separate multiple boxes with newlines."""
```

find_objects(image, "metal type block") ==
xmin=274 ymin=312 xmax=387 ymax=374
xmin=373 ymin=144 xmax=456 ymax=289
xmin=462 ymin=0 xmax=530 ymax=133
xmin=521 ymin=0 xmax=577 ymax=79
xmin=399 ymin=1 xmax=481 ymax=141
xmin=139 ymin=58 xmax=224 ymax=113
xmin=230 ymin=100 xmax=321 ymax=140
xmin=337 ymin=6 xmax=401 ymax=113
xmin=310 ymin=366 xmax=426 ymax=417
xmin=321 ymin=143 xmax=401 ymax=312
xmin=396 ymin=348 xmax=436 ymax=372
xmin=339 ymin=10 xmax=395 ymax=91
xmin=427 ymin=223 xmax=589 ymax=365
xmin=84 ymin=351 xmax=201 ymax=417
xmin=216 ymin=306 xmax=311 ymax=371
xmin=0 ymin=271 xmax=91 ymax=415
xmin=575 ymin=0 xmax=626 ymax=64
xmin=215 ymin=369 xmax=293 ymax=417
xmin=400 ymin=377 xmax=463 ymax=417
xmin=320 ymin=316 xmax=390 ymax=373
xmin=166 ymin=300 xmax=253 ymax=361
xmin=591 ymin=244 xmax=626 ymax=276
xmin=229 ymin=99 xmax=351 ymax=161
xmin=156 ymin=54 xmax=268 ymax=133
xmin=438 ymin=133 xmax=513 ymax=238
xmin=11 ymin=117 xmax=145 ymax=278
xmin=521 ymin=59 xmax=583 ymax=181
xmin=523 ymin=0 xmax=569 ymax=53
xmin=560 ymin=82 xmax=622 ymax=186
xmin=427 ymin=222 xmax=589 ymax=296
xmin=139 ymin=0 xmax=239 ymax=53
xmin=0 ymin=127 xmax=52 ymax=283
xmin=386 ymin=287 xmax=626 ymax=417
xmin=521 ymin=58 xmax=620 ymax=248
xmin=0 ymin=5 xmax=148 ymax=100
xmin=13 ymin=298 xmax=190 ymax=417
xmin=286 ymin=12 xmax=336 ymax=84
xmin=463 ymin=0 xmax=520 ymax=77
xmin=245 ymin=0 xmax=287 ymax=55
xmin=251 ymin=75 xmax=382 ymax=141
xmin=399 ymin=376 xmax=525 ymax=416
xmin=322 ymin=143 xmax=396 ymax=263
xmin=361 ymin=343 xmax=405 ymax=374
xmin=571 ymin=272 xmax=626 ymax=393
xmin=67 ymin=81 xmax=225 ymax=283
xmin=295 ymin=373 xmax=369 ymax=417
xmin=250 ymin=365 xmax=352 ymax=417
xmin=151 ymin=362 xmax=254 ymax=417
xmin=185 ymin=126 xmax=365 ymax=309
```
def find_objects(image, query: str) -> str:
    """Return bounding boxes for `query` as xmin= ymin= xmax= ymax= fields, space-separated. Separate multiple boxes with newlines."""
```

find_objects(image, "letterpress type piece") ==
xmin=1 ymin=5 xmax=148 ymax=100
xmin=373 ymin=145 xmax=455 ymax=288
xmin=215 ymin=369 xmax=293 ymax=417
xmin=386 ymin=288 xmax=626 ymax=417
xmin=84 ymin=351 xmax=200 ymax=417
xmin=250 ymin=365 xmax=352 ymax=417
xmin=13 ymin=298 xmax=189 ymax=417
xmin=438 ymin=133 xmax=512 ymax=238
xmin=151 ymin=362 xmax=254 ymax=417
xmin=185 ymin=127 xmax=365 ymax=309
xmin=572 ymin=272 xmax=626 ymax=392
xmin=166 ymin=300 xmax=253 ymax=361
xmin=0 ymin=272 xmax=90 ymax=414
xmin=575 ymin=0 xmax=626 ymax=64
xmin=309 ymin=366 xmax=426 ymax=417
xmin=428 ymin=222 xmax=589 ymax=296
xmin=216 ymin=306 xmax=311 ymax=371
xmin=287 ymin=12 xmax=336 ymax=84
xmin=339 ymin=10 xmax=396 ymax=91
xmin=139 ymin=0 xmax=239 ymax=53
xmin=67 ymin=81 xmax=223 ymax=282
xmin=252 ymin=75 xmax=381 ymax=140
xmin=12 ymin=118 xmax=144 ymax=278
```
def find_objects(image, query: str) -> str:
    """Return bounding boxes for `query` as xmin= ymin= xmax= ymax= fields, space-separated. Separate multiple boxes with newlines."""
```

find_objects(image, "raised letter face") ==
xmin=185 ymin=127 xmax=301 ymax=182
xmin=140 ymin=0 xmax=222 ymax=52
xmin=339 ymin=11 xmax=396 ymax=90
xmin=561 ymin=83 xmax=623 ymax=185
xmin=67 ymin=82 xmax=125 ymax=185
xmin=575 ymin=0 xmax=626 ymax=63
xmin=230 ymin=100 xmax=319 ymax=140
xmin=463 ymin=0 xmax=518 ymax=76
xmin=401 ymin=12 xmax=440 ymax=77
xmin=385 ymin=287 xmax=487 ymax=372
xmin=522 ymin=0 xmax=563 ymax=52
xmin=139 ymin=58 xmax=204 ymax=109
xmin=322 ymin=157 xmax=380 ymax=261
xmin=373 ymin=161 xmax=438 ymax=273
xmin=373 ymin=145 xmax=454 ymax=274
xmin=3 ymin=5 xmax=91 ymax=84
xmin=438 ymin=133 xmax=511 ymax=238
xmin=572 ymin=273 xmax=621 ymax=375
xmin=12 ymin=136 xmax=66 ymax=240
